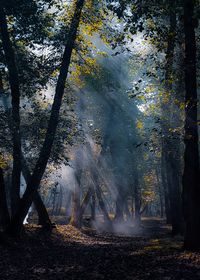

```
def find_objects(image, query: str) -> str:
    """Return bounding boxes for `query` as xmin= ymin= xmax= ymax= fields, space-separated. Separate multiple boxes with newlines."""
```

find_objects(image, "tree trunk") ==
xmin=0 ymin=167 xmax=10 ymax=229
xmin=66 ymin=191 xmax=72 ymax=223
xmin=166 ymin=156 xmax=183 ymax=235
xmin=114 ymin=191 xmax=125 ymax=222
xmin=21 ymin=155 xmax=52 ymax=228
xmin=134 ymin=174 xmax=141 ymax=225
xmin=0 ymin=69 xmax=52 ymax=228
xmin=6 ymin=0 xmax=85 ymax=235
xmin=124 ymin=200 xmax=132 ymax=222
xmin=161 ymin=149 xmax=171 ymax=223
xmin=70 ymin=180 xmax=81 ymax=228
xmin=161 ymin=3 xmax=183 ymax=234
xmin=156 ymin=168 xmax=164 ymax=218
xmin=182 ymin=0 xmax=200 ymax=250
xmin=80 ymin=187 xmax=92 ymax=218
xmin=95 ymin=181 xmax=111 ymax=225
xmin=90 ymin=190 xmax=96 ymax=221
xmin=0 ymin=7 xmax=21 ymax=217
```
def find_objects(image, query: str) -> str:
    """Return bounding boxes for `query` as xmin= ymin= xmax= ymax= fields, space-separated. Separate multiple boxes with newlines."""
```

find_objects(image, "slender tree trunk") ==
xmin=124 ymin=199 xmax=131 ymax=222
xmin=90 ymin=190 xmax=96 ymax=221
xmin=0 ymin=167 xmax=10 ymax=229
xmin=70 ymin=169 xmax=81 ymax=228
xmin=66 ymin=191 xmax=72 ymax=223
xmin=134 ymin=173 xmax=141 ymax=225
xmin=182 ymin=0 xmax=200 ymax=250
xmin=6 ymin=0 xmax=85 ymax=235
xmin=70 ymin=184 xmax=81 ymax=228
xmin=114 ymin=190 xmax=125 ymax=222
xmin=161 ymin=150 xmax=171 ymax=223
xmin=0 ymin=7 xmax=21 ymax=217
xmin=95 ymin=180 xmax=111 ymax=225
xmin=156 ymin=168 xmax=164 ymax=218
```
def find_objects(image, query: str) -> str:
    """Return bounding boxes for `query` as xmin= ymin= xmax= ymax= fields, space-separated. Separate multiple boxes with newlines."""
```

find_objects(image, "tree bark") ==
xmin=6 ymin=0 xmax=85 ymax=235
xmin=0 ymin=167 xmax=10 ymax=229
xmin=182 ymin=0 xmax=200 ymax=250
xmin=161 ymin=2 xmax=184 ymax=234
xmin=21 ymin=154 xmax=52 ymax=228
xmin=0 ymin=7 xmax=21 ymax=217
xmin=0 ymin=66 xmax=52 ymax=228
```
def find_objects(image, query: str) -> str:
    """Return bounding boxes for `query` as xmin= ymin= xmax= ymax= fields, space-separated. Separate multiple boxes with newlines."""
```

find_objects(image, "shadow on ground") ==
xmin=0 ymin=218 xmax=200 ymax=280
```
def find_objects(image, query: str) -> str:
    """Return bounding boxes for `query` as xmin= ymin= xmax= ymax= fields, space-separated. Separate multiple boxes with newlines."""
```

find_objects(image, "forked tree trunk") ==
xmin=80 ymin=187 xmax=92 ymax=219
xmin=95 ymin=181 xmax=111 ymax=225
xmin=0 ymin=7 xmax=21 ymax=217
xmin=21 ymin=155 xmax=52 ymax=228
xmin=182 ymin=0 xmax=200 ymax=250
xmin=93 ymin=170 xmax=111 ymax=227
xmin=0 ymin=68 xmax=52 ymax=228
xmin=6 ymin=0 xmax=85 ymax=235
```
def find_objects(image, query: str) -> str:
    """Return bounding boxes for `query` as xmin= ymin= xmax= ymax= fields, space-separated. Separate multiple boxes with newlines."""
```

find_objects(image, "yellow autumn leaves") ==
xmin=136 ymin=120 xmax=144 ymax=130
xmin=0 ymin=154 xmax=7 ymax=169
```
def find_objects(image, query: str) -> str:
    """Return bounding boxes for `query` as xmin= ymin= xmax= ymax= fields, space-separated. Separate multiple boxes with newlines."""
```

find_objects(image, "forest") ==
xmin=0 ymin=0 xmax=200 ymax=279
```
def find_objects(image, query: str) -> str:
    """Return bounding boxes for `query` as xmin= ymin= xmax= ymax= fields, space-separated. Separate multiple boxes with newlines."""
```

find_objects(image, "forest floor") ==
xmin=0 ymin=218 xmax=200 ymax=280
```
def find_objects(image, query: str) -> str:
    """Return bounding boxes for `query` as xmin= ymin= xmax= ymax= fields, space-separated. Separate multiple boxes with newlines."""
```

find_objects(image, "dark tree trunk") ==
xmin=166 ymin=156 xmax=183 ymax=235
xmin=182 ymin=0 xmax=200 ymax=250
xmin=0 ymin=7 xmax=21 ymax=217
xmin=0 ymin=70 xmax=52 ymax=228
xmin=161 ymin=3 xmax=184 ymax=234
xmin=0 ymin=167 xmax=10 ymax=229
xmin=21 ymin=155 xmax=52 ymax=228
xmin=6 ymin=0 xmax=85 ymax=235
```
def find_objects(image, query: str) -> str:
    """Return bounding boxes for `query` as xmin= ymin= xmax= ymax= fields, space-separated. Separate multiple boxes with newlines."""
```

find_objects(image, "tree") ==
xmin=0 ymin=166 xmax=10 ymax=229
xmin=0 ymin=7 xmax=21 ymax=217
xmin=6 ymin=0 xmax=85 ymax=235
xmin=0 ymin=51 xmax=53 ymax=228
xmin=161 ymin=0 xmax=184 ymax=235
xmin=182 ymin=0 xmax=200 ymax=250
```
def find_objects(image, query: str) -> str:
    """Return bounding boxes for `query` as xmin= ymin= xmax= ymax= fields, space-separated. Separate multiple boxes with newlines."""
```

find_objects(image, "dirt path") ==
xmin=0 ymin=219 xmax=200 ymax=280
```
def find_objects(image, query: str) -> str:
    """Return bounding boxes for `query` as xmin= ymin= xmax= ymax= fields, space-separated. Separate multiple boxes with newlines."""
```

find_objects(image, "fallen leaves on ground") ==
xmin=0 ymin=219 xmax=200 ymax=280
